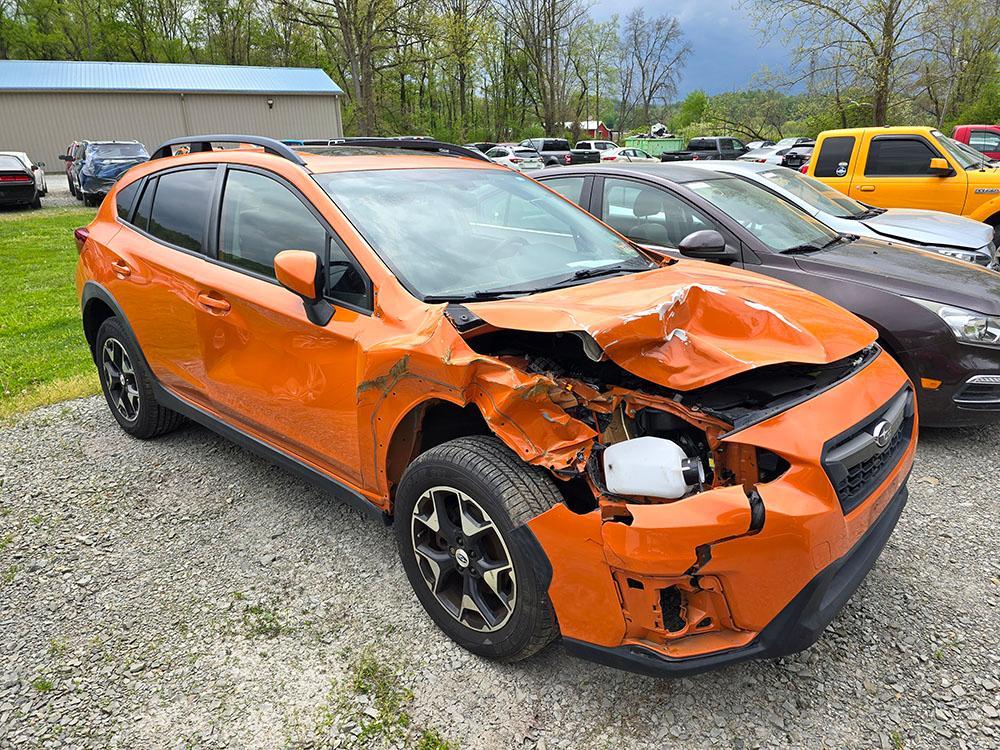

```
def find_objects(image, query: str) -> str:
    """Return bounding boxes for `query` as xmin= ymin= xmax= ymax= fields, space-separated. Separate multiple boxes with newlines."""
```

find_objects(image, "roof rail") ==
xmin=150 ymin=135 xmax=308 ymax=166
xmin=318 ymin=137 xmax=491 ymax=162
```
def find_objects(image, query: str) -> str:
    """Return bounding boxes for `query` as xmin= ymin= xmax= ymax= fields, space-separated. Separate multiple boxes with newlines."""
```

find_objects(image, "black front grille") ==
xmin=822 ymin=387 xmax=914 ymax=514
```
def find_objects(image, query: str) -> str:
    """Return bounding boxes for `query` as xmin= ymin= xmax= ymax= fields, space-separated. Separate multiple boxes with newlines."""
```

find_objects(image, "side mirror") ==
xmin=929 ymin=157 xmax=953 ymax=176
xmin=274 ymin=250 xmax=334 ymax=325
xmin=678 ymin=230 xmax=740 ymax=263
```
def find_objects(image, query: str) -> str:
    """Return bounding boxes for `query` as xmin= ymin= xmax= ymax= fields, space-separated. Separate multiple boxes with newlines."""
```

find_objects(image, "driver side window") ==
xmin=219 ymin=169 xmax=369 ymax=308
xmin=602 ymin=178 xmax=718 ymax=247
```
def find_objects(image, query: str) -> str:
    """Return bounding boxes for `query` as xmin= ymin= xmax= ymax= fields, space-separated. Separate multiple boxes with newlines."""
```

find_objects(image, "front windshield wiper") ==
xmin=421 ymin=261 xmax=654 ymax=303
xmin=782 ymin=234 xmax=851 ymax=255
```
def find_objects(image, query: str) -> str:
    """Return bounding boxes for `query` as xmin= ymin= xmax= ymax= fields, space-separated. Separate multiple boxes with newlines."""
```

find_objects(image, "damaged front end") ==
xmin=359 ymin=266 xmax=914 ymax=673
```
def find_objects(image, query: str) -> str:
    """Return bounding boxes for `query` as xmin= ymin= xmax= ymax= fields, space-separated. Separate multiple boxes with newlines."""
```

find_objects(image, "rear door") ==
xmin=851 ymin=134 xmax=967 ymax=213
xmin=811 ymin=134 xmax=859 ymax=197
xmin=105 ymin=166 xmax=220 ymax=407
xmin=192 ymin=166 xmax=373 ymax=486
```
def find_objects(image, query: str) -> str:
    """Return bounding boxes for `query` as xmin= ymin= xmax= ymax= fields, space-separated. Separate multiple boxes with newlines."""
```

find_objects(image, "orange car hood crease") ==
xmin=466 ymin=262 xmax=878 ymax=391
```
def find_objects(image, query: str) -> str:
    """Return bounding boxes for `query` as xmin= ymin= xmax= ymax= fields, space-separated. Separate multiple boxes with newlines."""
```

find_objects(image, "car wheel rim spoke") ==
xmin=411 ymin=485 xmax=516 ymax=633
xmin=101 ymin=337 xmax=139 ymax=422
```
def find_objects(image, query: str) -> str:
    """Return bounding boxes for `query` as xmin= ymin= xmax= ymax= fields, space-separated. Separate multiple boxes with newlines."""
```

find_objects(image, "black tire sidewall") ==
xmin=395 ymin=455 xmax=550 ymax=661
xmin=95 ymin=317 xmax=159 ymax=438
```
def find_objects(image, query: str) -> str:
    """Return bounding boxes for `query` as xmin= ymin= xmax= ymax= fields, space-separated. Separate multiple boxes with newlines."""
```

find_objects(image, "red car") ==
xmin=952 ymin=125 xmax=1000 ymax=161
xmin=59 ymin=141 xmax=86 ymax=198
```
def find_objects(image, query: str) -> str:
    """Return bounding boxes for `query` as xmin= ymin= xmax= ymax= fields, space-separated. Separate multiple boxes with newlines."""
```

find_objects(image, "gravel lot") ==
xmin=1 ymin=396 xmax=998 ymax=749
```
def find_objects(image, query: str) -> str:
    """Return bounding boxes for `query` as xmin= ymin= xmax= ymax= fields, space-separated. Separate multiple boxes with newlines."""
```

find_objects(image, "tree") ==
xmin=616 ymin=8 xmax=689 ymax=130
xmin=744 ymin=0 xmax=932 ymax=126
xmin=671 ymin=90 xmax=707 ymax=132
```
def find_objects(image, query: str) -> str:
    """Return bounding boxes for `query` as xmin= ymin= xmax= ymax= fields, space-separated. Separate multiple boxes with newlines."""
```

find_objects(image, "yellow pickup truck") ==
xmin=806 ymin=126 xmax=1000 ymax=240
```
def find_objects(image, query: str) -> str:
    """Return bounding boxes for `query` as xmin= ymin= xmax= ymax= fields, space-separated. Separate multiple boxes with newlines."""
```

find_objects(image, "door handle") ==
xmin=197 ymin=291 xmax=231 ymax=313
xmin=856 ymin=185 xmax=875 ymax=192
xmin=111 ymin=259 xmax=131 ymax=277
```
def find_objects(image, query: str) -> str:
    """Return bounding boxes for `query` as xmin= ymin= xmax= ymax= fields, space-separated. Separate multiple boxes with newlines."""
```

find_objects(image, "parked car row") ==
xmin=73 ymin=132 xmax=999 ymax=683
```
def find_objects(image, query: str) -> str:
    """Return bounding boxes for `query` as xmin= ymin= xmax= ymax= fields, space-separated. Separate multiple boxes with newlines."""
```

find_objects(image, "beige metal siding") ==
xmin=0 ymin=91 xmax=342 ymax=166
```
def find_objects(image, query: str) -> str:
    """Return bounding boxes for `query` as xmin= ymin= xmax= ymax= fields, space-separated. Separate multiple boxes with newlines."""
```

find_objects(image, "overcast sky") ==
xmin=590 ymin=0 xmax=792 ymax=96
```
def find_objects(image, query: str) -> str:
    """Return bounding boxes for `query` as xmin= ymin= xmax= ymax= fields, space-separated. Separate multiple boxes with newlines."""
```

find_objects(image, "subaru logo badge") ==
xmin=872 ymin=420 xmax=893 ymax=449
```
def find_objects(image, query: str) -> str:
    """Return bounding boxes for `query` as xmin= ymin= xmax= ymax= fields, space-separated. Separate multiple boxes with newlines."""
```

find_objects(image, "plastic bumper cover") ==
xmin=565 ymin=477 xmax=908 ymax=677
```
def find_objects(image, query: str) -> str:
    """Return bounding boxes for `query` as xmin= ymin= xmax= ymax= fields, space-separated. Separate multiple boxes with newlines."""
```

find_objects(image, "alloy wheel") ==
xmin=410 ymin=486 xmax=517 ymax=632
xmin=101 ymin=337 xmax=140 ymax=422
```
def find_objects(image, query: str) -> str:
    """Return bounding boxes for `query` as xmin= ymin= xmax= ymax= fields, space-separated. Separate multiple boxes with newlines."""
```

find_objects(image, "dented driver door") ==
xmin=194 ymin=167 xmax=372 ymax=487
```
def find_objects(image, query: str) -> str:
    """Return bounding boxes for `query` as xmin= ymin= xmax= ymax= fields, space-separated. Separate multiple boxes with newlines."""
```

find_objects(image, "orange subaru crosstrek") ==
xmin=75 ymin=135 xmax=916 ymax=676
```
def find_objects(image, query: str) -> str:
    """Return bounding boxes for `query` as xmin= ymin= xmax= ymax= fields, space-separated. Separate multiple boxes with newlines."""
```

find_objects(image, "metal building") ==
xmin=0 ymin=60 xmax=344 ymax=165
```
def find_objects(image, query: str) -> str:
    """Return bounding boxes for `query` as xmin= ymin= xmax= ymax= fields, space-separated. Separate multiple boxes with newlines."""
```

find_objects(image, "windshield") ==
xmin=685 ymin=176 xmax=839 ymax=253
xmin=88 ymin=143 xmax=148 ymax=159
xmin=932 ymin=131 xmax=983 ymax=169
xmin=758 ymin=168 xmax=868 ymax=219
xmin=316 ymin=168 xmax=649 ymax=299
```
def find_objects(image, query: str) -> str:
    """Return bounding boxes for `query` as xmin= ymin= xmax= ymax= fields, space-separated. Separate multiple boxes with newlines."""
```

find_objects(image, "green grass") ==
xmin=0 ymin=206 xmax=99 ymax=419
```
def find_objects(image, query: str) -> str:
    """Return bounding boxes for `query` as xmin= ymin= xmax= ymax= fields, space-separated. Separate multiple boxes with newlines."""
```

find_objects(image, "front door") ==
xmin=852 ymin=135 xmax=967 ymax=214
xmin=194 ymin=167 xmax=373 ymax=487
xmin=591 ymin=176 xmax=740 ymax=260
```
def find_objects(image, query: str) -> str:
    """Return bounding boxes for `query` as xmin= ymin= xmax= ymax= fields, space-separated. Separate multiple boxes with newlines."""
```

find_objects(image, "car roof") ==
xmin=538 ymin=162 xmax=732 ymax=184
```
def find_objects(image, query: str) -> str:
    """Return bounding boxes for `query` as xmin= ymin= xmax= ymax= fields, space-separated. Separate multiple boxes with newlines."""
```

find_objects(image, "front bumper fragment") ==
xmin=564 ymin=478 xmax=908 ymax=677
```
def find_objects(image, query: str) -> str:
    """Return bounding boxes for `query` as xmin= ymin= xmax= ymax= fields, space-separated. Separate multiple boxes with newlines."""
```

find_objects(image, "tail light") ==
xmin=74 ymin=227 xmax=90 ymax=254
xmin=604 ymin=155 xmax=618 ymax=161
xmin=799 ymin=164 xmax=808 ymax=173
xmin=564 ymin=154 xmax=571 ymax=164
xmin=691 ymin=155 xmax=701 ymax=160
xmin=0 ymin=174 xmax=32 ymax=183
xmin=509 ymin=157 xmax=522 ymax=163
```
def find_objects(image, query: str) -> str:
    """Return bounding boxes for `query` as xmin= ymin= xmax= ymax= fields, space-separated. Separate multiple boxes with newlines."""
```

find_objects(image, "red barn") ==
xmin=565 ymin=120 xmax=612 ymax=140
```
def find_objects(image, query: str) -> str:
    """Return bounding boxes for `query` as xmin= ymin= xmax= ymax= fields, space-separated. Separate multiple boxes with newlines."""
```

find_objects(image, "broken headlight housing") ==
xmin=908 ymin=297 xmax=1000 ymax=347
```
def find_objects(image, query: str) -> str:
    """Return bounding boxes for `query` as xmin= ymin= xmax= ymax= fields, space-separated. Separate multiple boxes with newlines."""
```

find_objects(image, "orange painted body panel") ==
xmin=77 ymin=146 xmax=914 ymax=669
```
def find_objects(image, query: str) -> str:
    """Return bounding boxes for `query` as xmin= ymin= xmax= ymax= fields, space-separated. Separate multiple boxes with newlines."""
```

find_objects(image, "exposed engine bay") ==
xmin=460 ymin=323 xmax=874 ymax=506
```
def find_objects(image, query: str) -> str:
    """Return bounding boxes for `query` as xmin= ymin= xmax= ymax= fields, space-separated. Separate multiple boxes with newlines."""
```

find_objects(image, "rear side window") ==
xmin=542 ymin=176 xmax=587 ymax=205
xmin=219 ymin=170 xmax=327 ymax=277
xmin=970 ymin=130 xmax=1000 ymax=152
xmin=115 ymin=182 xmax=140 ymax=220
xmin=864 ymin=138 xmax=938 ymax=176
xmin=146 ymin=169 xmax=215 ymax=252
xmin=814 ymin=136 xmax=856 ymax=177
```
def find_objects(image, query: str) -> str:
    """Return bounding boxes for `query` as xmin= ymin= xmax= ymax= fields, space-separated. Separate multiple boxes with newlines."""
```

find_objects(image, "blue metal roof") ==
xmin=0 ymin=60 xmax=342 ymax=95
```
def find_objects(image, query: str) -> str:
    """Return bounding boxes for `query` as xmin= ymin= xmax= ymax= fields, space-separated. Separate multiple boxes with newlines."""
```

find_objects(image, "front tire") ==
xmin=95 ymin=317 xmax=185 ymax=439
xmin=394 ymin=436 xmax=560 ymax=662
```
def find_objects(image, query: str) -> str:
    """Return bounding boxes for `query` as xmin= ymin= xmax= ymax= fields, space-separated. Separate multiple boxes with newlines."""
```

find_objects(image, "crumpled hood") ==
xmin=862 ymin=208 xmax=994 ymax=249
xmin=466 ymin=261 xmax=876 ymax=391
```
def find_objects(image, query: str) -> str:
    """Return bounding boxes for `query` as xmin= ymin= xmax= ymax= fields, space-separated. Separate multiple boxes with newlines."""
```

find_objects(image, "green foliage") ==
xmin=670 ymin=90 xmax=708 ymax=132
xmin=32 ymin=676 xmax=54 ymax=693
xmin=0 ymin=207 xmax=99 ymax=420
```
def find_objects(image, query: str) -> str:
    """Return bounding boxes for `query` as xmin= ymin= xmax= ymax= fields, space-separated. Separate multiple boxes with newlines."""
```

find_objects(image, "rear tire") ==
xmin=95 ymin=317 xmax=185 ymax=439
xmin=394 ymin=436 xmax=560 ymax=662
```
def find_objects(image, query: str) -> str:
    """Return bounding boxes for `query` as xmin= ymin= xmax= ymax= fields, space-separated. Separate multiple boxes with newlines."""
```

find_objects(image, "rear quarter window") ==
xmin=814 ymin=136 xmax=856 ymax=177
xmin=115 ymin=182 xmax=140 ymax=220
